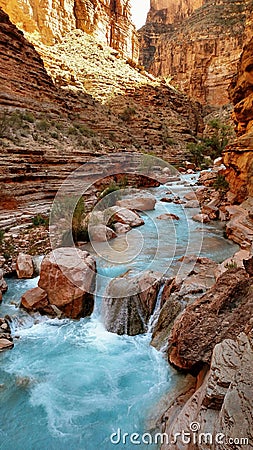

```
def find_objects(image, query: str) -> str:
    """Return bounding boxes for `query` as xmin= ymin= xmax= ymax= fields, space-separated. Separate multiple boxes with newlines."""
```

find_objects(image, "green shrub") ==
xmin=187 ymin=118 xmax=234 ymax=165
xmin=32 ymin=214 xmax=49 ymax=227
xmin=36 ymin=119 xmax=50 ymax=132
xmin=213 ymin=174 xmax=229 ymax=192
xmin=0 ymin=229 xmax=4 ymax=244
xmin=22 ymin=111 xmax=35 ymax=123
xmin=225 ymin=260 xmax=238 ymax=269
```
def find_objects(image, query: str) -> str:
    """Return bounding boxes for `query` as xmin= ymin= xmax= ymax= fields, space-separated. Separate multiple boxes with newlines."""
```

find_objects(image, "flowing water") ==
xmin=0 ymin=175 xmax=238 ymax=450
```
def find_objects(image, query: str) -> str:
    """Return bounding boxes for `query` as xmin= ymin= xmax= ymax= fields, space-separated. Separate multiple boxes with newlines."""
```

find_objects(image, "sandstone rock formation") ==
xmin=147 ymin=0 xmax=203 ymax=25
xmin=16 ymin=253 xmax=34 ymax=278
xmin=0 ymin=8 xmax=202 ymax=222
xmin=37 ymin=247 xmax=96 ymax=319
xmin=160 ymin=332 xmax=253 ymax=450
xmin=102 ymin=270 xmax=162 ymax=335
xmin=139 ymin=0 xmax=253 ymax=105
xmin=224 ymin=34 xmax=253 ymax=203
xmin=0 ymin=0 xmax=138 ymax=61
xmin=168 ymin=268 xmax=252 ymax=372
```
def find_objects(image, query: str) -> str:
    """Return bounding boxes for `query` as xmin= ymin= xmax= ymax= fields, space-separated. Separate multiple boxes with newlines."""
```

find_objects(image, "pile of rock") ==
xmin=0 ymin=268 xmax=8 ymax=302
xmin=0 ymin=318 xmax=13 ymax=352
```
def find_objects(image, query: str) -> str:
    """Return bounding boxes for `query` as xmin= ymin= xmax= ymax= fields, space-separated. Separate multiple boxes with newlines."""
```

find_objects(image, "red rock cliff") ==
xmin=139 ymin=0 xmax=253 ymax=106
xmin=0 ymin=0 xmax=138 ymax=61
xmin=224 ymin=30 xmax=253 ymax=203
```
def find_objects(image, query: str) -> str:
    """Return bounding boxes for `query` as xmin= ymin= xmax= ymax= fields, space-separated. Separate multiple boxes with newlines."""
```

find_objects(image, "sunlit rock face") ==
xmin=0 ymin=0 xmax=138 ymax=61
xmin=139 ymin=0 xmax=252 ymax=105
xmin=148 ymin=0 xmax=203 ymax=25
xmin=74 ymin=0 xmax=139 ymax=61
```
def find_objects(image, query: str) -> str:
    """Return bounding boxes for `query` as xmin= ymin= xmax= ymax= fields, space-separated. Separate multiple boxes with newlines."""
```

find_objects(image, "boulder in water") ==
xmin=0 ymin=318 xmax=13 ymax=352
xmin=116 ymin=196 xmax=156 ymax=211
xmin=156 ymin=213 xmax=180 ymax=221
xmin=16 ymin=253 xmax=34 ymax=279
xmin=102 ymin=270 xmax=162 ymax=336
xmin=38 ymin=247 xmax=96 ymax=319
xmin=21 ymin=287 xmax=50 ymax=313
xmin=107 ymin=206 xmax=144 ymax=228
xmin=113 ymin=222 xmax=131 ymax=234
xmin=89 ymin=224 xmax=116 ymax=242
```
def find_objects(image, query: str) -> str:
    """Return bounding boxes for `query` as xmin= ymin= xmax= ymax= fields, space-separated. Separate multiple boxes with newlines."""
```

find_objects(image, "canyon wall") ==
xmin=139 ymin=0 xmax=253 ymax=105
xmin=147 ymin=0 xmax=203 ymax=25
xmin=224 ymin=32 xmax=253 ymax=203
xmin=0 ymin=0 xmax=138 ymax=61
xmin=0 ymin=8 xmax=202 ymax=212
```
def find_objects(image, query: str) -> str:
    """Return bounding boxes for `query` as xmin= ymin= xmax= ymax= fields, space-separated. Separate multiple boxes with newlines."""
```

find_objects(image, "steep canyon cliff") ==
xmin=224 ymin=32 xmax=253 ymax=202
xmin=0 ymin=0 xmax=138 ymax=61
xmin=139 ymin=0 xmax=253 ymax=105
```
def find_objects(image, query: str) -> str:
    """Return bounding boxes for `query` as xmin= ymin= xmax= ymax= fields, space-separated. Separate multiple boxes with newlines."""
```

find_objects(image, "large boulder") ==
xmin=160 ymin=332 xmax=253 ymax=450
xmin=225 ymin=203 xmax=253 ymax=248
xmin=107 ymin=206 xmax=144 ymax=228
xmin=89 ymin=224 xmax=116 ymax=242
xmin=16 ymin=253 xmax=34 ymax=279
xmin=168 ymin=268 xmax=253 ymax=372
xmin=151 ymin=258 xmax=218 ymax=350
xmin=102 ymin=270 xmax=162 ymax=335
xmin=38 ymin=248 xmax=96 ymax=319
xmin=116 ymin=196 xmax=156 ymax=211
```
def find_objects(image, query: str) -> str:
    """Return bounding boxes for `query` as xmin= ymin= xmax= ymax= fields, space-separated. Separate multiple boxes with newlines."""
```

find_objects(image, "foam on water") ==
xmin=0 ymin=175 xmax=239 ymax=450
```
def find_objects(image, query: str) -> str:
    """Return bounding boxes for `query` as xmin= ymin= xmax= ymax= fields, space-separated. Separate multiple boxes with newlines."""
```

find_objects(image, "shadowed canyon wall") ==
xmin=139 ymin=0 xmax=253 ymax=105
xmin=0 ymin=0 xmax=138 ymax=61
xmin=224 ymin=30 xmax=253 ymax=203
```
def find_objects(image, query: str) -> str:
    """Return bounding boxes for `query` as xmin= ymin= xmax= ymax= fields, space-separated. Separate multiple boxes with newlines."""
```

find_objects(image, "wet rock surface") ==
xmin=102 ymin=270 xmax=162 ymax=335
xmin=0 ymin=318 xmax=13 ymax=351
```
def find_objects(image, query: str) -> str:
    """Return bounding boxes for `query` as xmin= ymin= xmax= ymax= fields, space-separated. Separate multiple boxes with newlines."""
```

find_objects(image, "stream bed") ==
xmin=0 ymin=175 xmax=238 ymax=450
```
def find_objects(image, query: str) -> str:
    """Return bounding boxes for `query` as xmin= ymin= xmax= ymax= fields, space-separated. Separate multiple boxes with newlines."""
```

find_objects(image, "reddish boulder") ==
xmin=16 ymin=253 xmax=34 ymax=279
xmin=38 ymin=248 xmax=96 ymax=319
xmin=21 ymin=287 xmax=49 ymax=312
xmin=168 ymin=269 xmax=253 ymax=372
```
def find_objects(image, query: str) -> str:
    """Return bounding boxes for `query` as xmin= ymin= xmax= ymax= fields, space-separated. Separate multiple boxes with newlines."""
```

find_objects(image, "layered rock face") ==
xmin=0 ymin=9 xmax=202 ymax=217
xmin=0 ymin=0 xmax=138 ymax=61
xmin=139 ymin=0 xmax=252 ymax=105
xmin=161 ymin=332 xmax=253 ymax=450
xmin=147 ymin=0 xmax=203 ymax=25
xmin=224 ymin=34 xmax=253 ymax=203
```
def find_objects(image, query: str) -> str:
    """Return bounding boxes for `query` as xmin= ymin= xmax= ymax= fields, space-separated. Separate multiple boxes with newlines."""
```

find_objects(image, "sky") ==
xmin=131 ymin=1 xmax=150 ymax=29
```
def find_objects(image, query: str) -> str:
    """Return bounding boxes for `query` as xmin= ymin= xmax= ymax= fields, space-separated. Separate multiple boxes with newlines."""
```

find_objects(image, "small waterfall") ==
xmin=147 ymin=283 xmax=165 ymax=333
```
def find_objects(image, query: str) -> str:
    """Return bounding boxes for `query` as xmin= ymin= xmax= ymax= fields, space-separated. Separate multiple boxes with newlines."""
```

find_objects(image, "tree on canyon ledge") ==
xmin=188 ymin=118 xmax=234 ymax=166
